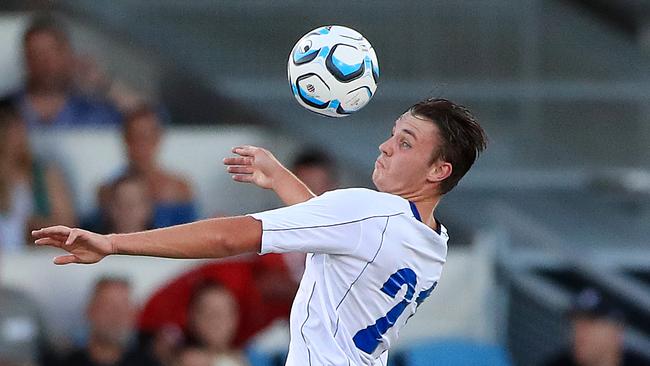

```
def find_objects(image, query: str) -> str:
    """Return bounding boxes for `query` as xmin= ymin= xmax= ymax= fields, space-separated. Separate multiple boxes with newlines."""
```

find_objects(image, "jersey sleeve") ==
xmin=249 ymin=188 xmax=402 ymax=257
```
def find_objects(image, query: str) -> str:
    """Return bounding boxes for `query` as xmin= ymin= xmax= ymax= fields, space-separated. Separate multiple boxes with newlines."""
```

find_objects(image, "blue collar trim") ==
xmin=409 ymin=201 xmax=442 ymax=235
xmin=409 ymin=201 xmax=422 ymax=222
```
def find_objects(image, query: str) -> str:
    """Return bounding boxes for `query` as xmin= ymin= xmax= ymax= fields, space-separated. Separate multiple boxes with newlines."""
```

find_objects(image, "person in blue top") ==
xmin=10 ymin=16 xmax=121 ymax=130
xmin=96 ymin=105 xmax=196 ymax=229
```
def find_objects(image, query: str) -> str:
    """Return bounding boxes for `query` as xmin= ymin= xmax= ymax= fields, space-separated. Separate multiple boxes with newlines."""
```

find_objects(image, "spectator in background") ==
xmin=290 ymin=146 xmax=339 ymax=197
xmin=97 ymin=105 xmax=196 ymax=229
xmin=92 ymin=175 xmax=154 ymax=235
xmin=185 ymin=282 xmax=249 ymax=366
xmin=73 ymin=54 xmax=146 ymax=114
xmin=61 ymin=277 xmax=154 ymax=366
xmin=137 ymin=261 xmax=269 ymax=360
xmin=544 ymin=288 xmax=649 ymax=366
xmin=0 ymin=98 xmax=76 ymax=252
xmin=10 ymin=15 xmax=121 ymax=130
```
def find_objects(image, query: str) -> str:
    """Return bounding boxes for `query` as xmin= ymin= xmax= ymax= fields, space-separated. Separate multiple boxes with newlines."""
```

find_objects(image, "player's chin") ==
xmin=371 ymin=171 xmax=385 ymax=191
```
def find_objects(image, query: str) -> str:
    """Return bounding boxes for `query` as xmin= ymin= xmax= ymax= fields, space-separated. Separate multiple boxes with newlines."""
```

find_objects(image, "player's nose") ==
xmin=378 ymin=138 xmax=392 ymax=157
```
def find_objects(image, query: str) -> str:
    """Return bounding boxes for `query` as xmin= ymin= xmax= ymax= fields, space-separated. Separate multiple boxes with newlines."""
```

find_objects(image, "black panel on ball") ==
xmin=293 ymin=48 xmax=320 ymax=65
xmin=295 ymin=73 xmax=329 ymax=109
xmin=371 ymin=60 xmax=379 ymax=84
xmin=326 ymin=44 xmax=365 ymax=83
xmin=336 ymin=104 xmax=352 ymax=115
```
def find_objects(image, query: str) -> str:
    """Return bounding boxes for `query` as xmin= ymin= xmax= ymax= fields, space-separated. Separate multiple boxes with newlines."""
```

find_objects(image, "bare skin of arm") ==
xmin=223 ymin=146 xmax=315 ymax=206
xmin=32 ymin=216 xmax=262 ymax=265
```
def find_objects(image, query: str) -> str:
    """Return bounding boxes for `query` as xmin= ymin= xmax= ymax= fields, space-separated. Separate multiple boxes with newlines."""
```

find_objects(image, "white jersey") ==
xmin=250 ymin=188 xmax=448 ymax=366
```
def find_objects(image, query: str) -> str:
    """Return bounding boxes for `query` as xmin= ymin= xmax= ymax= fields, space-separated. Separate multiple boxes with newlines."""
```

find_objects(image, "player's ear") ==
xmin=426 ymin=161 xmax=452 ymax=184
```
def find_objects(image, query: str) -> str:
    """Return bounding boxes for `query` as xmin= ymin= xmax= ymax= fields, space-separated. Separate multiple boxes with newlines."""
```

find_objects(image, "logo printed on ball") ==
xmin=288 ymin=25 xmax=379 ymax=118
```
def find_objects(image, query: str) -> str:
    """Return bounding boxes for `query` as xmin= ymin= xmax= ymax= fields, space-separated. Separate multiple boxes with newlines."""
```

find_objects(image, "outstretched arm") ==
xmin=32 ymin=216 xmax=261 ymax=265
xmin=224 ymin=146 xmax=315 ymax=206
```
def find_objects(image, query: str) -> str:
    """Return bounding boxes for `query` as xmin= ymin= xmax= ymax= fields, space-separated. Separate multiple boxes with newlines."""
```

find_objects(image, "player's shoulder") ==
xmin=322 ymin=187 xmax=403 ymax=200
xmin=320 ymin=188 xmax=409 ymax=211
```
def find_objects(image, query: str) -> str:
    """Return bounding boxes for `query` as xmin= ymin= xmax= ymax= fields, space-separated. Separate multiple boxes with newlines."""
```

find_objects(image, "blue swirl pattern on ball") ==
xmin=288 ymin=25 xmax=378 ymax=118
xmin=293 ymin=48 xmax=319 ymax=65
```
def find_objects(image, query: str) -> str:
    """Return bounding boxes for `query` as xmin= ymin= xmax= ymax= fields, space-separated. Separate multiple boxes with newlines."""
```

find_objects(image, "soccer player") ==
xmin=33 ymin=98 xmax=487 ymax=366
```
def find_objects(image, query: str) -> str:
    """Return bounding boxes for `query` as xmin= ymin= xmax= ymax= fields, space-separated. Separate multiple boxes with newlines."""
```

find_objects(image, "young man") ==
xmin=33 ymin=98 xmax=487 ymax=366
xmin=61 ymin=277 xmax=143 ymax=366
xmin=97 ymin=105 xmax=196 ymax=228
xmin=13 ymin=16 xmax=121 ymax=129
xmin=544 ymin=288 xmax=649 ymax=366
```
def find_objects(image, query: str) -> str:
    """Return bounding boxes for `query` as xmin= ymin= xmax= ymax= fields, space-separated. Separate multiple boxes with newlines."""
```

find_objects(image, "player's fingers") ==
xmin=53 ymin=254 xmax=81 ymax=265
xmin=34 ymin=238 xmax=65 ymax=248
xmin=32 ymin=226 xmax=71 ymax=239
xmin=231 ymin=146 xmax=257 ymax=157
xmin=232 ymin=174 xmax=254 ymax=183
xmin=227 ymin=166 xmax=254 ymax=174
xmin=65 ymin=229 xmax=84 ymax=246
xmin=223 ymin=156 xmax=252 ymax=166
xmin=51 ymin=234 xmax=72 ymax=242
xmin=34 ymin=233 xmax=69 ymax=242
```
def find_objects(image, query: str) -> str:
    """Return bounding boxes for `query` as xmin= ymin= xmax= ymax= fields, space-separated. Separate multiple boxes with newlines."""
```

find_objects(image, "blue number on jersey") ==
xmin=353 ymin=268 xmax=437 ymax=354
xmin=415 ymin=282 xmax=437 ymax=307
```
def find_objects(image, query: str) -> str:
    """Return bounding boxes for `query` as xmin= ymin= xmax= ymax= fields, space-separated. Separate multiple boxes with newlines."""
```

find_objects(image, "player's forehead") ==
xmin=392 ymin=112 xmax=438 ymax=140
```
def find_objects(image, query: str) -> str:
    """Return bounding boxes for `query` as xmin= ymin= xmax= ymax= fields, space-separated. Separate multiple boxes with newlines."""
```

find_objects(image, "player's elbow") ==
xmin=219 ymin=234 xmax=251 ymax=257
xmin=211 ymin=216 xmax=262 ymax=257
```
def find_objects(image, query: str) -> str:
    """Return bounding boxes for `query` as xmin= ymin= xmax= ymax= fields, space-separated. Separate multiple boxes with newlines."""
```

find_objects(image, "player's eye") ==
xmin=400 ymin=140 xmax=411 ymax=149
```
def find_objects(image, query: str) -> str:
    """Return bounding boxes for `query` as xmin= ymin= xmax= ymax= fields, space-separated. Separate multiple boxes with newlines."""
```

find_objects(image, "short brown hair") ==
xmin=23 ymin=15 xmax=70 ymax=46
xmin=408 ymin=98 xmax=487 ymax=194
xmin=291 ymin=146 xmax=338 ymax=182
xmin=90 ymin=276 xmax=131 ymax=300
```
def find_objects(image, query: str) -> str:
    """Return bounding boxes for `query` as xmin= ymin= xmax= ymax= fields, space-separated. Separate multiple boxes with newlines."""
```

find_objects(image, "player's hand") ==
xmin=223 ymin=146 xmax=287 ymax=190
xmin=32 ymin=226 xmax=113 ymax=265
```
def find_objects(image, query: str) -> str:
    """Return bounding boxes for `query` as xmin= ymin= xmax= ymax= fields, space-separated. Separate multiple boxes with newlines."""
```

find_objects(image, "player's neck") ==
xmin=410 ymin=197 xmax=441 ymax=231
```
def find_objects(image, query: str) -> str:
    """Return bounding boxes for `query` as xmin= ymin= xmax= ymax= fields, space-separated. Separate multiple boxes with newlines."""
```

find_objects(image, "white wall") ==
xmin=0 ymin=14 xmax=27 ymax=96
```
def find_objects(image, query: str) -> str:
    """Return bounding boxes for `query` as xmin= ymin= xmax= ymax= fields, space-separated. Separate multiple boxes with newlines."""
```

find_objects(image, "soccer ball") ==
xmin=287 ymin=25 xmax=379 ymax=118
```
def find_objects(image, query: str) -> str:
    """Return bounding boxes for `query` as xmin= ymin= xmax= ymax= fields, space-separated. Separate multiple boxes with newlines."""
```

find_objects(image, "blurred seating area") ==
xmin=0 ymin=237 xmax=504 ymax=365
xmin=1 ymin=1 xmax=650 ymax=365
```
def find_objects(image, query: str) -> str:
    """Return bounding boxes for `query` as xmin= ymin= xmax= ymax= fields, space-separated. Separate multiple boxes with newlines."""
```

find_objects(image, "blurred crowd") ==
xmin=0 ymin=15 xmax=195 ymax=252
xmin=3 ymin=13 xmax=648 ymax=366
xmin=543 ymin=288 xmax=648 ymax=366
xmin=0 ymin=14 xmax=340 ymax=366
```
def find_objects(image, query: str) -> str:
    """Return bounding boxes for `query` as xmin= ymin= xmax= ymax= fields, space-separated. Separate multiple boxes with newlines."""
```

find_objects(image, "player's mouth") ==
xmin=375 ymin=159 xmax=385 ymax=169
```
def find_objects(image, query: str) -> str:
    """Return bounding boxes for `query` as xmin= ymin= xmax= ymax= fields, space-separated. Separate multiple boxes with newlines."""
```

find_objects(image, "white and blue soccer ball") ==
xmin=288 ymin=25 xmax=379 ymax=118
